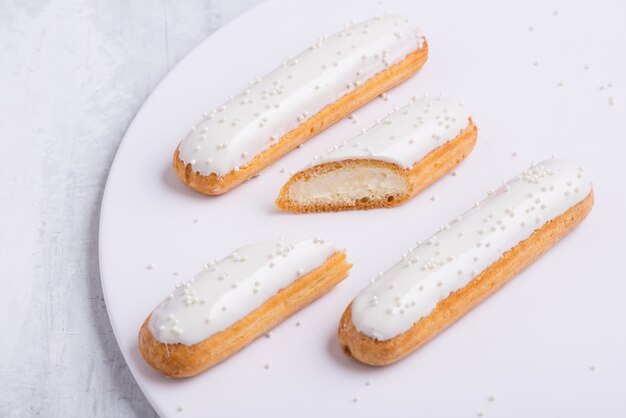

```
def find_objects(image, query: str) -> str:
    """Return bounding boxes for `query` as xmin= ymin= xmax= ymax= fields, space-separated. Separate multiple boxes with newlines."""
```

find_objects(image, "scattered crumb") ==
xmin=177 ymin=405 xmax=184 ymax=412
xmin=512 ymin=151 xmax=518 ymax=157
xmin=477 ymin=412 xmax=484 ymax=417
xmin=264 ymin=362 xmax=271 ymax=369
xmin=295 ymin=320 xmax=302 ymax=327
xmin=532 ymin=61 xmax=539 ymax=67
xmin=265 ymin=331 xmax=273 ymax=338
xmin=193 ymin=217 xmax=199 ymax=223
xmin=590 ymin=364 xmax=597 ymax=371
xmin=528 ymin=26 xmax=534 ymax=31
xmin=365 ymin=380 xmax=373 ymax=386
xmin=352 ymin=396 xmax=359 ymax=403
xmin=146 ymin=264 xmax=154 ymax=270
xmin=488 ymin=394 xmax=496 ymax=402
xmin=173 ymin=271 xmax=179 ymax=276
xmin=608 ymin=97 xmax=614 ymax=106
xmin=451 ymin=170 xmax=458 ymax=177
xmin=280 ymin=168 xmax=285 ymax=173
xmin=557 ymin=81 xmax=564 ymax=87
xmin=430 ymin=195 xmax=437 ymax=201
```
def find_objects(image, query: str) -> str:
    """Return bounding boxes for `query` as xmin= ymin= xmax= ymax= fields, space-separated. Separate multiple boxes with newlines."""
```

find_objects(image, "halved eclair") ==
xmin=275 ymin=97 xmax=477 ymax=212
xmin=139 ymin=238 xmax=351 ymax=377
xmin=175 ymin=15 xmax=428 ymax=195
xmin=338 ymin=159 xmax=593 ymax=365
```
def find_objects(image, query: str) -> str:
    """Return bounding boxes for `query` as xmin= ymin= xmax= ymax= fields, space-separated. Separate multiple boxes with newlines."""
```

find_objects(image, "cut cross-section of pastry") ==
xmin=276 ymin=97 xmax=477 ymax=212
xmin=175 ymin=15 xmax=428 ymax=195
xmin=338 ymin=159 xmax=593 ymax=365
xmin=139 ymin=238 xmax=351 ymax=377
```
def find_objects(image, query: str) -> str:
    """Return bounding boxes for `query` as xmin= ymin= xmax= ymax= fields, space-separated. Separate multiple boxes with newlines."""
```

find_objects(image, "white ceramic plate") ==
xmin=100 ymin=0 xmax=626 ymax=416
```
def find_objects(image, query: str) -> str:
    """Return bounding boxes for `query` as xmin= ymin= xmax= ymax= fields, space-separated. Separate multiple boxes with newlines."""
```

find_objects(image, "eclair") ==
xmin=276 ymin=97 xmax=477 ymax=212
xmin=174 ymin=15 xmax=428 ymax=195
xmin=139 ymin=238 xmax=351 ymax=377
xmin=338 ymin=159 xmax=593 ymax=365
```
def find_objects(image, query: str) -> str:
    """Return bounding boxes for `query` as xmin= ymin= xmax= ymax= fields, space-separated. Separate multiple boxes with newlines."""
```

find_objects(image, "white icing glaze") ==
xmin=149 ymin=238 xmax=339 ymax=345
xmin=351 ymin=159 xmax=591 ymax=341
xmin=178 ymin=15 xmax=424 ymax=176
xmin=319 ymin=97 xmax=469 ymax=168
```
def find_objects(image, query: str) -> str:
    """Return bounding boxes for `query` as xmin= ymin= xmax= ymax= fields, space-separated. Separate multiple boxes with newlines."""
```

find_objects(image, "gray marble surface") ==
xmin=0 ymin=1 xmax=261 ymax=416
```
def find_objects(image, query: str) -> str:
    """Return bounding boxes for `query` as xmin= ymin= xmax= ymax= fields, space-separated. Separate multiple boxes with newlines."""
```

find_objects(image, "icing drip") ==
xmin=319 ymin=97 xmax=469 ymax=168
xmin=178 ymin=15 xmax=424 ymax=176
xmin=351 ymin=159 xmax=591 ymax=341
xmin=149 ymin=238 xmax=339 ymax=345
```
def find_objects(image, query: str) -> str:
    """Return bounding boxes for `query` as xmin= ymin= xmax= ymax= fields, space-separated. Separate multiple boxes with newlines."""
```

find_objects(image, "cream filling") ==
xmin=287 ymin=166 xmax=406 ymax=205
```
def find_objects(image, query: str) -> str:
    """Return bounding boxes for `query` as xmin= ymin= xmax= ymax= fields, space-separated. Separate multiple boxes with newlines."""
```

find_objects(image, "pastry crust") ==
xmin=338 ymin=191 xmax=594 ymax=366
xmin=139 ymin=252 xmax=351 ymax=377
xmin=275 ymin=118 xmax=477 ymax=212
xmin=173 ymin=44 xmax=429 ymax=195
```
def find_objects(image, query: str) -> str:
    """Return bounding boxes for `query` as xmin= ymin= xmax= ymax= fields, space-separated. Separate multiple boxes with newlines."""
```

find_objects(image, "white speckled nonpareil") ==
xmin=351 ymin=159 xmax=592 ymax=341
xmin=318 ymin=96 xmax=469 ymax=168
xmin=177 ymin=15 xmax=425 ymax=176
xmin=148 ymin=238 xmax=339 ymax=345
